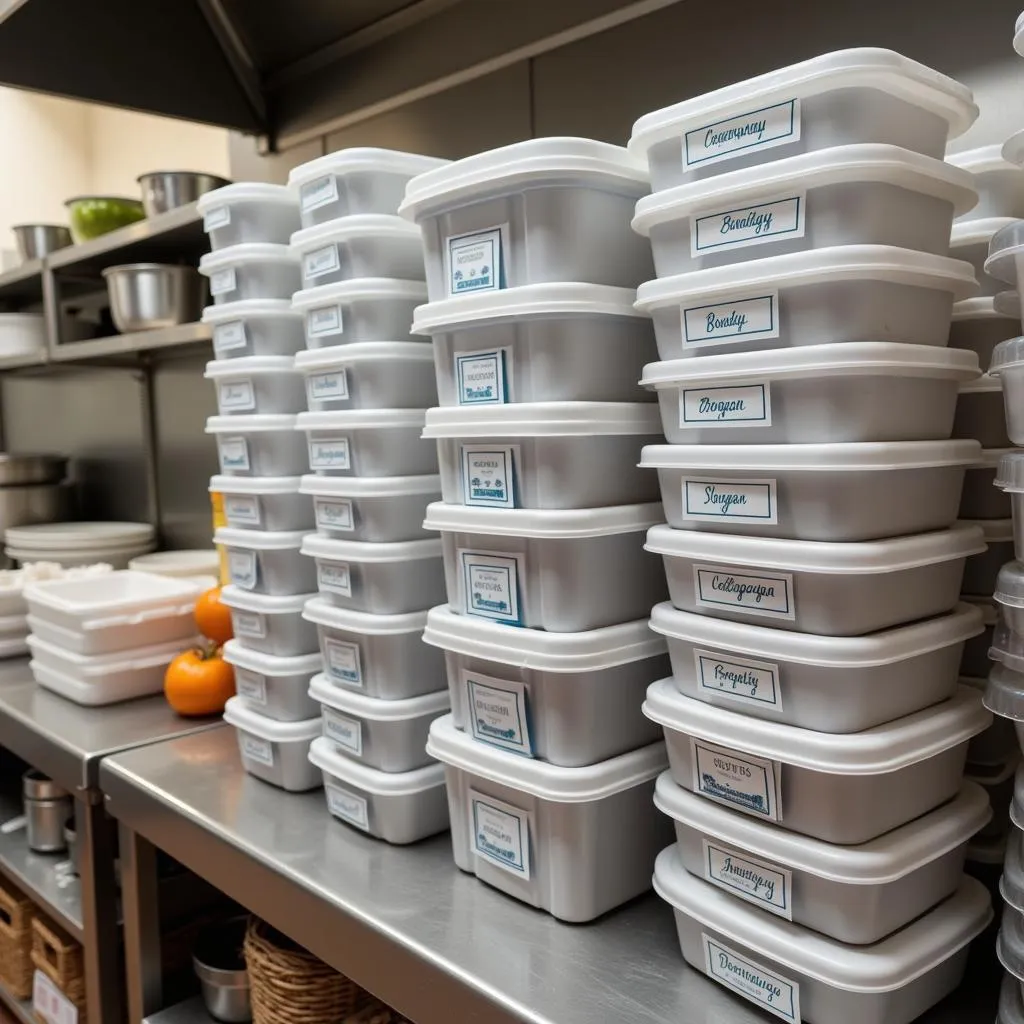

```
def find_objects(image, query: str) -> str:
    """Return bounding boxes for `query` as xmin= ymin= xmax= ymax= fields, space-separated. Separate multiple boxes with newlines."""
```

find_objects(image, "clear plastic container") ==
xmin=997 ymin=454 xmax=1024 ymax=561
xmin=219 ymin=586 xmax=318 ymax=657
xmin=953 ymin=372 xmax=1009 ymax=447
xmin=961 ymin=596 xmax=997 ymax=676
xmin=223 ymin=696 xmax=321 ymax=792
xmin=961 ymin=518 xmax=1014 ymax=595
xmin=961 ymin=446 xmax=1014 ymax=519
xmin=197 ymin=183 xmax=300 ymax=249
xmin=215 ymin=527 xmax=316 ymax=597
xmin=950 ymin=217 xmax=1018 ymax=295
xmin=960 ymin=674 xmax=1018 ymax=766
xmin=206 ymin=414 xmax=308 ymax=478
xmin=999 ymin=907 xmax=1024 ymax=1024
xmin=202 ymin=299 xmax=305 ymax=360
xmin=199 ymin=243 xmax=301 ymax=304
xmin=210 ymin=475 xmax=314 ymax=533
xmin=989 ymin=340 xmax=1024 ymax=445
xmin=996 ymin=562 xmax=1024 ymax=636
xmin=986 ymin=223 xmax=1024 ymax=302
xmin=204 ymin=356 xmax=306 ymax=416
xmin=999 ymin=972 xmax=1024 ymax=1024
xmin=221 ymin=640 xmax=321 ymax=722
xmin=291 ymin=278 xmax=427 ymax=348
xmin=948 ymin=296 xmax=1021 ymax=368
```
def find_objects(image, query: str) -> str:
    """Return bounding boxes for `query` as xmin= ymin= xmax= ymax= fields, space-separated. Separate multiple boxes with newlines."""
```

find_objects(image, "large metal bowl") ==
xmin=193 ymin=918 xmax=251 ymax=1023
xmin=101 ymin=264 xmax=205 ymax=333
xmin=11 ymin=224 xmax=72 ymax=262
xmin=137 ymin=171 xmax=231 ymax=218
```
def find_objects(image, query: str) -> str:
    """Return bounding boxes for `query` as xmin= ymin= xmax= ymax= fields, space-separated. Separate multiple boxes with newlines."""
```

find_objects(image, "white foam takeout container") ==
xmin=224 ymin=696 xmax=321 ymax=792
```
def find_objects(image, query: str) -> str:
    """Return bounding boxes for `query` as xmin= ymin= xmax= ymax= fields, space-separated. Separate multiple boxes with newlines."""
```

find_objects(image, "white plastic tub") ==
xmin=632 ymin=145 xmax=976 ymax=277
xmin=199 ymin=244 xmax=301 ymax=304
xmin=399 ymin=138 xmax=653 ymax=301
xmin=207 ymin=414 xmax=308 ymax=477
xmin=296 ymin=409 xmax=436 ymax=477
xmin=628 ymin=49 xmax=976 ymax=189
xmin=961 ymin=518 xmax=1014 ymax=595
xmin=654 ymin=845 xmax=991 ymax=1024
xmin=961 ymin=447 xmax=1014 ymax=519
xmin=997 ymin=453 xmax=1024 ymax=560
xmin=950 ymin=217 xmax=1018 ymax=295
xmin=202 ymin=299 xmax=305 ymax=360
xmin=222 ymin=640 xmax=321 ymax=722
xmin=412 ymin=283 xmax=657 ymax=405
xmin=424 ymin=403 xmax=662 ymax=510
xmin=205 ymin=356 xmax=306 ymax=416
xmin=645 ymin=678 xmax=989 ymax=843
xmin=428 ymin=714 xmax=670 ymax=922
xmin=224 ymin=696 xmax=321 ymax=791
xmin=646 ymin=522 xmax=984 ymax=636
xmin=641 ymin=440 xmax=979 ymax=541
xmin=650 ymin=600 xmax=983 ymax=733
xmin=635 ymin=246 xmax=976 ymax=360
xmin=423 ymin=604 xmax=667 ymax=767
xmin=291 ymin=278 xmax=427 ymax=348
xmin=949 ymin=297 xmax=1021 ymax=367
xmin=215 ymin=527 xmax=316 ymax=596
xmin=425 ymin=501 xmax=666 ymax=632
xmin=294 ymin=342 xmax=436 ymax=411
xmin=198 ymin=183 xmax=300 ymax=249
xmin=300 ymin=533 xmax=445 ymax=614
xmin=951 ymin=144 xmax=1024 ymax=221
xmin=308 ymin=736 xmax=449 ymax=843
xmin=309 ymin=671 xmax=447 ymax=772
xmin=219 ymin=586 xmax=318 ymax=657
xmin=989 ymin=340 xmax=1024 ymax=445
xmin=210 ymin=475 xmax=313 ymax=533
xmin=961 ymin=674 xmax=1018 ymax=767
xmin=656 ymin=771 xmax=989 ymax=944
xmin=953 ymin=373 xmax=1008 ymax=448
xmin=298 ymin=473 xmax=439 ymax=542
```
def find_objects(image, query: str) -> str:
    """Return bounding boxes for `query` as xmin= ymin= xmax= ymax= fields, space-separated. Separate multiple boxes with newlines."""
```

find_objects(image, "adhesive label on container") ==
xmin=228 ymin=549 xmax=258 ymax=590
xmin=470 ymin=790 xmax=532 ymax=879
xmin=318 ymin=560 xmax=353 ymax=598
xmin=213 ymin=320 xmax=247 ymax=354
xmin=218 ymin=378 xmax=256 ymax=412
xmin=702 ymin=935 xmax=800 ymax=1023
xmin=33 ymin=969 xmax=78 ymax=1024
xmin=682 ymin=478 xmax=777 ymax=525
xmin=225 ymin=494 xmax=261 ymax=527
xmin=455 ymin=349 xmax=509 ymax=405
xmin=326 ymin=784 xmax=369 ymax=830
xmin=300 ymin=175 xmax=339 ymax=213
xmin=307 ymin=370 xmax=349 ymax=405
xmin=324 ymin=708 xmax=363 ymax=755
xmin=461 ymin=445 xmax=517 ymax=508
xmin=693 ymin=563 xmax=795 ymax=621
xmin=691 ymin=739 xmax=782 ymax=821
xmin=325 ymin=638 xmax=362 ymax=686
xmin=692 ymin=195 xmax=804 ymax=257
xmin=217 ymin=436 xmax=250 ymax=472
xmin=203 ymin=205 xmax=231 ymax=231
xmin=684 ymin=99 xmax=800 ymax=170
xmin=315 ymin=498 xmax=354 ymax=532
xmin=460 ymin=550 xmax=523 ymax=625
xmin=231 ymin=611 xmax=266 ymax=638
xmin=447 ymin=224 xmax=506 ymax=296
xmin=234 ymin=668 xmax=267 ymax=705
xmin=307 ymin=304 xmax=343 ymax=339
xmin=308 ymin=436 xmax=351 ymax=471
xmin=681 ymin=293 xmax=779 ymax=348
xmin=209 ymin=268 xmax=237 ymax=296
xmin=462 ymin=669 xmax=532 ymax=755
xmin=694 ymin=649 xmax=781 ymax=710
xmin=680 ymin=383 xmax=772 ymax=428
xmin=702 ymin=839 xmax=792 ymax=919
xmin=240 ymin=732 xmax=274 ymax=767
xmin=304 ymin=244 xmax=341 ymax=280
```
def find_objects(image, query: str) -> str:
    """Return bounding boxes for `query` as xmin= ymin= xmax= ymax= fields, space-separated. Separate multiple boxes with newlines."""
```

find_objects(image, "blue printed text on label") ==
xmin=300 ymin=175 xmax=339 ymax=213
xmin=318 ymin=561 xmax=352 ymax=598
xmin=327 ymin=785 xmax=369 ymax=830
xmin=694 ymin=649 xmax=781 ymax=709
xmin=209 ymin=268 xmax=236 ymax=296
xmin=203 ymin=206 xmax=230 ymax=231
xmin=225 ymin=494 xmax=261 ymax=526
xmin=461 ymin=550 xmax=522 ymax=624
xmin=702 ymin=936 xmax=800 ymax=1022
xmin=691 ymin=739 xmax=781 ymax=821
xmin=219 ymin=378 xmax=256 ymax=412
xmin=693 ymin=563 xmax=794 ymax=620
xmin=471 ymin=791 xmax=531 ymax=879
xmin=228 ymin=550 xmax=258 ymax=590
xmin=692 ymin=195 xmax=804 ymax=257
xmin=218 ymin=437 xmax=250 ymax=472
xmin=214 ymin=320 xmax=247 ymax=354
xmin=308 ymin=304 xmax=343 ymax=338
xmin=462 ymin=445 xmax=516 ymax=508
xmin=324 ymin=708 xmax=362 ymax=755
xmin=315 ymin=498 xmax=354 ymax=532
xmin=685 ymin=99 xmax=800 ymax=170
xmin=463 ymin=670 xmax=532 ymax=755
xmin=325 ymin=638 xmax=362 ymax=686
xmin=682 ymin=294 xmax=778 ymax=347
xmin=680 ymin=384 xmax=771 ymax=428
xmin=304 ymin=244 xmax=341 ymax=280
xmin=308 ymin=436 xmax=350 ymax=471
xmin=703 ymin=840 xmax=792 ymax=919
xmin=231 ymin=611 xmax=266 ymax=638
xmin=456 ymin=349 xmax=507 ymax=405
xmin=448 ymin=226 xmax=504 ymax=295
xmin=308 ymin=371 xmax=349 ymax=403
xmin=682 ymin=478 xmax=777 ymax=525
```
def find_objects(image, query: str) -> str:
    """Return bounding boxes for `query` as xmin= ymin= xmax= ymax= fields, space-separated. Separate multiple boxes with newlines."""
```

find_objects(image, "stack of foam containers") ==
xmin=397 ymin=139 xmax=676 ymax=921
xmin=625 ymin=50 xmax=999 ymax=1024
xmin=196 ymin=183 xmax=324 ymax=792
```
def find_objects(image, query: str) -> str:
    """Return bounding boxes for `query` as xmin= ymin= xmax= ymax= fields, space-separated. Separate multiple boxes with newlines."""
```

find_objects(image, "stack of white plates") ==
xmin=6 ymin=522 xmax=156 ymax=569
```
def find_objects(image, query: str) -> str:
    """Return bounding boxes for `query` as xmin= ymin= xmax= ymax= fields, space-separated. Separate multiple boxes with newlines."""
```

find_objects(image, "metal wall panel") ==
xmin=228 ymin=135 xmax=326 ymax=185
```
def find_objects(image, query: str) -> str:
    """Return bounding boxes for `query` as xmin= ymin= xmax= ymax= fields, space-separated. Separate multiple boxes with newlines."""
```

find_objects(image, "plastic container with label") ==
xmin=949 ymin=297 xmax=1021 ymax=367
xmin=206 ymin=414 xmax=308 ymax=478
xmin=425 ymin=403 xmax=662 ymax=510
xmin=961 ymin=447 xmax=1014 ymax=519
xmin=204 ymin=356 xmax=305 ymax=416
xmin=645 ymin=679 xmax=989 ymax=844
xmin=950 ymin=218 xmax=1018 ymax=295
xmin=426 ymin=501 xmax=666 ymax=632
xmin=309 ymin=671 xmax=448 ymax=772
xmin=399 ymin=138 xmax=653 ymax=302
xmin=650 ymin=600 xmax=982 ymax=733
xmin=413 ymin=283 xmax=657 ymax=406
xmin=294 ymin=342 xmax=437 ymax=412
xmin=636 ymin=246 xmax=976 ymax=361
xmin=202 ymin=299 xmax=305 ymax=360
xmin=308 ymin=736 xmax=449 ymax=843
xmin=199 ymin=244 xmax=301 ymax=304
xmin=215 ymin=527 xmax=316 ymax=597
xmin=990 ymin=340 xmax=1024 ymax=445
xmin=197 ymin=184 xmax=300 ymax=249
xmin=642 ymin=343 xmax=979 ymax=444
xmin=209 ymin=475 xmax=313 ymax=533
xmin=646 ymin=523 xmax=983 ymax=636
xmin=961 ymin=597 xmax=997 ymax=676
xmin=961 ymin=519 xmax=1014 ymax=595
xmin=642 ymin=440 xmax=978 ymax=541
xmin=291 ymin=278 xmax=427 ymax=348
xmin=427 ymin=714 xmax=670 ymax=922
xmin=953 ymin=372 xmax=1009 ymax=447
xmin=224 ymin=696 xmax=321 ymax=791
xmin=219 ymin=586 xmax=318 ymax=656
xmin=300 ymin=533 xmax=445 ymax=615
xmin=222 ymin=640 xmax=321 ymax=722
xmin=423 ymin=605 xmax=667 ymax=767
xmin=298 ymin=473 xmax=439 ymax=542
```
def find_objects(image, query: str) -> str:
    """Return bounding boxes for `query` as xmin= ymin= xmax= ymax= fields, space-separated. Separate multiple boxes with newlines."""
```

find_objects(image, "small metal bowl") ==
xmin=193 ymin=918 xmax=251 ymax=1023
xmin=11 ymin=224 xmax=72 ymax=262
xmin=101 ymin=263 xmax=205 ymax=333
xmin=137 ymin=171 xmax=231 ymax=218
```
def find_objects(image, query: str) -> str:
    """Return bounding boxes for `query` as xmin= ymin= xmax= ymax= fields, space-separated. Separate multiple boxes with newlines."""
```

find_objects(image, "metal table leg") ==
xmin=119 ymin=822 xmax=162 ymax=1023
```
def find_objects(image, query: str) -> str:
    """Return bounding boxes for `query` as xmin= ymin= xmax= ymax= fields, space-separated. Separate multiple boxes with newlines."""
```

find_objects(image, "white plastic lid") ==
xmin=399 ymin=138 xmax=649 ymax=222
xmin=629 ymin=49 xmax=977 ymax=158
xmin=294 ymin=342 xmax=433 ymax=373
xmin=199 ymin=244 xmax=297 ymax=274
xmin=206 ymin=414 xmax=297 ymax=435
xmin=655 ymin=772 xmax=989 ymax=884
xmin=959 ymin=371 xmax=1002 ymax=393
xmin=990 ymin=337 xmax=1024 ymax=376
xmin=210 ymin=475 xmax=302 ymax=496
xmin=950 ymin=215 xmax=1019 ymax=249
xmin=308 ymin=735 xmax=445 ymax=794
xmin=971 ymin=446 xmax=1015 ymax=470
xmin=289 ymin=215 xmax=420 ymax=259
xmin=127 ymin=550 xmax=219 ymax=577
xmin=424 ymin=501 xmax=663 ymax=539
xmin=204 ymin=355 xmax=298 ymax=380
xmin=214 ymin=527 xmax=308 ymax=551
xmin=300 ymin=533 xmax=441 ymax=563
xmin=952 ymin=295 xmax=1021 ymax=321
xmin=290 ymin=277 xmax=427 ymax=314
xmin=1005 ymin=131 xmax=1024 ymax=170
xmin=219 ymin=585 xmax=315 ymax=614
xmin=644 ymin=679 xmax=989 ymax=774
xmin=6 ymin=522 xmax=154 ymax=550
xmin=224 ymin=695 xmax=320 ymax=741
xmin=653 ymin=846 xmax=991 ymax=994
xmin=949 ymin=144 xmax=1019 ymax=175
xmin=422 ymin=402 xmax=661 ymax=439
xmin=423 ymin=604 xmax=665 ymax=671
xmin=959 ymin=517 xmax=1013 ymax=543
xmin=427 ymin=713 xmax=665 ymax=802
xmin=632 ymin=145 xmax=977 ymax=236
xmin=221 ymin=639 xmax=322 ymax=677
xmin=301 ymin=596 xmax=427 ymax=636
xmin=202 ymin=299 xmax=299 ymax=324
xmin=649 ymin=600 xmax=983 ymax=668
xmin=309 ymin=672 xmax=449 ymax=721
xmin=986 ymin=222 xmax=1024 ymax=284
xmin=996 ymin=561 xmax=1024 ymax=608
xmin=26 ymin=633 xmax=193 ymax=672
xmin=645 ymin=522 xmax=985 ymax=573
xmin=996 ymin=451 xmax=1024 ymax=492
xmin=287 ymin=148 xmax=449 ymax=190
xmin=296 ymin=409 xmax=425 ymax=432
xmin=197 ymin=183 xmax=293 ymax=214
xmin=299 ymin=473 xmax=439 ymax=499
xmin=23 ymin=569 xmax=198 ymax=624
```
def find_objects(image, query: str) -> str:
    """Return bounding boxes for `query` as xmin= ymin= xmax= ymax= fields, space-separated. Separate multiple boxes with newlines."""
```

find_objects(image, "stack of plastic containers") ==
xmin=627 ymin=50 xmax=997 ymax=1023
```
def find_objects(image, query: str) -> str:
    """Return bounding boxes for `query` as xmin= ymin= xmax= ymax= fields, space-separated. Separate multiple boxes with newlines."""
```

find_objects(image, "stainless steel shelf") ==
xmin=51 ymin=322 xmax=212 ymax=362
xmin=143 ymin=996 xmax=212 ymax=1024
xmin=0 ymin=259 xmax=43 ymax=306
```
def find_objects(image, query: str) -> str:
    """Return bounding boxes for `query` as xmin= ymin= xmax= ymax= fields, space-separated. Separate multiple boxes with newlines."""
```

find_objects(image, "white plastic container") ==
xmin=423 ymin=605 xmax=667 ymax=767
xmin=961 ymin=518 xmax=1014 ymax=595
xmin=642 ymin=440 xmax=978 ymax=541
xmin=642 ymin=343 xmax=979 ymax=443
xmin=628 ymin=49 xmax=976 ymax=189
xmin=298 ymin=473 xmax=439 ymax=542
xmin=950 ymin=217 xmax=1018 ymax=295
xmin=198 ymin=183 xmax=299 ymax=249
xmin=291 ymin=278 xmax=427 ymax=348
xmin=210 ymin=475 xmax=313 ymax=533
xmin=309 ymin=672 xmax=447 ymax=772
xmin=953 ymin=372 xmax=1008 ymax=448
xmin=220 ymin=586 xmax=318 ymax=657
xmin=950 ymin=145 xmax=1024 ymax=221
xmin=8 ymin=543 xmax=152 ymax=571
xmin=215 ymin=527 xmax=316 ymax=596
xmin=961 ymin=446 xmax=1014 ymax=519
xmin=294 ymin=342 xmax=436 ymax=412
xmin=949 ymin=296 xmax=1021 ymax=367
xmin=646 ymin=523 xmax=984 ymax=636
xmin=989 ymin=340 xmax=1024 ymax=445
xmin=649 ymin=600 xmax=983 ymax=733
xmin=424 ymin=403 xmax=662 ymax=510
xmin=127 ymin=550 xmax=218 ymax=580
xmin=999 ymin=909 xmax=1024 ymax=1024
xmin=296 ymin=409 xmax=436 ymax=478
xmin=632 ymin=145 xmax=976 ymax=278
xmin=202 ymin=299 xmax=305 ymax=360
xmin=996 ymin=453 xmax=1024 ymax=559
xmin=961 ymin=597 xmax=997 ymax=677
xmin=222 ymin=639 xmax=321 ymax=722
xmin=644 ymin=678 xmax=989 ymax=843
xmin=999 ymin=973 xmax=1024 ymax=1024
xmin=635 ymin=246 xmax=976 ymax=360
xmin=204 ymin=356 xmax=305 ymax=416
xmin=996 ymin=563 xmax=1024 ymax=640
xmin=961 ymin=674 xmax=1018 ymax=767
xmin=308 ymin=736 xmax=449 ymax=843
xmin=300 ymin=533 xmax=445 ymax=614
xmin=199 ymin=244 xmax=301 ymax=304
xmin=427 ymin=714 xmax=670 ymax=922
xmin=655 ymin=771 xmax=989 ymax=944
xmin=412 ymin=283 xmax=657 ymax=405
xmin=654 ymin=845 xmax=991 ymax=1024
xmin=425 ymin=501 xmax=666 ymax=632
xmin=399 ymin=138 xmax=653 ymax=302
xmin=224 ymin=696 xmax=321 ymax=792
xmin=206 ymin=414 xmax=308 ymax=477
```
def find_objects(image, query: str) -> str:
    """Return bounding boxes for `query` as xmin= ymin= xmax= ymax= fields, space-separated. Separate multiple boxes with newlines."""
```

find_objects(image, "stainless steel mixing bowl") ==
xmin=11 ymin=224 xmax=72 ymax=261
xmin=137 ymin=171 xmax=231 ymax=218
xmin=101 ymin=263 xmax=205 ymax=333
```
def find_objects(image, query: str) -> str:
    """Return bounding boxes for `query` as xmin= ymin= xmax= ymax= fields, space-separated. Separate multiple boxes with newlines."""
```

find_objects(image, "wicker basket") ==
xmin=243 ymin=918 xmax=362 ymax=1024
xmin=30 ymin=915 xmax=85 ymax=1024
xmin=0 ymin=877 xmax=34 ymax=998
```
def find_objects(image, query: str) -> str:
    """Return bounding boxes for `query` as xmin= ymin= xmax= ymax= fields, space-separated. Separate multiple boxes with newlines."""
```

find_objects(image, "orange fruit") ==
xmin=164 ymin=646 xmax=235 ymax=717
xmin=195 ymin=586 xmax=233 ymax=645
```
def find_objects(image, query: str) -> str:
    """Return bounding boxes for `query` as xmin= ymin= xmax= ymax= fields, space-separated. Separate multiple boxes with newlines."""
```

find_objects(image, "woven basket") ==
xmin=30 ymin=915 xmax=86 ymax=1024
xmin=0 ymin=877 xmax=34 ymax=998
xmin=244 ymin=918 xmax=362 ymax=1024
